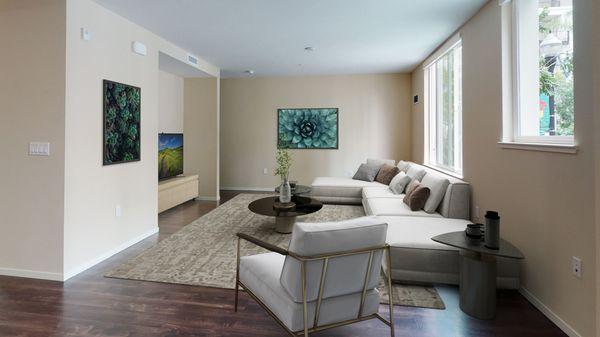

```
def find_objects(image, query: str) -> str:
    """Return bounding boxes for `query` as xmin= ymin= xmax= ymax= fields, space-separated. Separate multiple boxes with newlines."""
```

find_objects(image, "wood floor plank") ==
xmin=0 ymin=191 xmax=566 ymax=337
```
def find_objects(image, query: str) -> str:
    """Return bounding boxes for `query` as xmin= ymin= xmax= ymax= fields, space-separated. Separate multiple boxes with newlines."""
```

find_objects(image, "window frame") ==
xmin=423 ymin=38 xmax=463 ymax=177
xmin=504 ymin=0 xmax=576 ymax=148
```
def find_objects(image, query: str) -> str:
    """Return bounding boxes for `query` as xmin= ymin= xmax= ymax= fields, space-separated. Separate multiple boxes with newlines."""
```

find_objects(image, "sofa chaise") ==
xmin=310 ymin=159 xmax=520 ymax=289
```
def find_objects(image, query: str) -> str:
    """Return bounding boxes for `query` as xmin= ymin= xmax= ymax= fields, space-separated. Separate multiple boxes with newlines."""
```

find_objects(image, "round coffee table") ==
xmin=248 ymin=196 xmax=323 ymax=233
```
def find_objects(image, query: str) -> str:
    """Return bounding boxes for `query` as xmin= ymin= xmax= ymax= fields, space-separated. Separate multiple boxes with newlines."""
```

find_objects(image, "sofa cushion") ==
xmin=380 ymin=216 xmax=469 ymax=250
xmin=362 ymin=186 xmax=402 ymax=199
xmin=397 ymin=160 xmax=410 ymax=173
xmin=404 ymin=185 xmax=430 ymax=211
xmin=352 ymin=163 xmax=380 ymax=182
xmin=406 ymin=165 xmax=426 ymax=181
xmin=367 ymin=158 xmax=396 ymax=167
xmin=281 ymin=217 xmax=387 ymax=303
xmin=420 ymin=174 xmax=450 ymax=214
xmin=311 ymin=177 xmax=385 ymax=201
xmin=363 ymin=197 xmax=443 ymax=218
xmin=388 ymin=171 xmax=411 ymax=194
xmin=240 ymin=252 xmax=379 ymax=332
xmin=375 ymin=164 xmax=399 ymax=185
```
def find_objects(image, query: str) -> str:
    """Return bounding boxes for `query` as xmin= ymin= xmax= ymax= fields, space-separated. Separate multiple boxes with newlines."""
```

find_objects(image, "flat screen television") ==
xmin=158 ymin=133 xmax=183 ymax=180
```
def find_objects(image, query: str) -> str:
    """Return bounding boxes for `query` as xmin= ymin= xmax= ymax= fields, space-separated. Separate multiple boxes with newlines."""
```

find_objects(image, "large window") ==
xmin=508 ymin=0 xmax=574 ymax=145
xmin=424 ymin=39 xmax=463 ymax=175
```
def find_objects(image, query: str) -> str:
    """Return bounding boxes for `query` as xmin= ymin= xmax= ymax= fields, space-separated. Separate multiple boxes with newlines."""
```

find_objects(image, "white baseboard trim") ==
xmin=195 ymin=196 xmax=220 ymax=201
xmin=220 ymin=186 xmax=274 ymax=192
xmin=519 ymin=287 xmax=582 ymax=337
xmin=0 ymin=267 xmax=63 ymax=281
xmin=63 ymin=227 xmax=159 ymax=281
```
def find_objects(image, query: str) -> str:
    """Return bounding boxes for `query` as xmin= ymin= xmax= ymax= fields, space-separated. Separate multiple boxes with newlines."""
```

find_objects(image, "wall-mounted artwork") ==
xmin=277 ymin=108 xmax=338 ymax=149
xmin=103 ymin=80 xmax=141 ymax=165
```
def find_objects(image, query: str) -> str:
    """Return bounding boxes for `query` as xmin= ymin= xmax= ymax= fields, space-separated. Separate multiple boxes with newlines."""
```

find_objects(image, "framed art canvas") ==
xmin=103 ymin=80 xmax=141 ymax=165
xmin=277 ymin=108 xmax=338 ymax=149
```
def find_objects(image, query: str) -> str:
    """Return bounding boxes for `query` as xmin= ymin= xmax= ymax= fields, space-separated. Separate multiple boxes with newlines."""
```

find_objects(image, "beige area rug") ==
xmin=106 ymin=193 xmax=445 ymax=310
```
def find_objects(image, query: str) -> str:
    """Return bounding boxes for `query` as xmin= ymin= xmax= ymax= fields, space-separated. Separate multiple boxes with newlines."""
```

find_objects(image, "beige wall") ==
xmin=0 ymin=0 xmax=66 ymax=279
xmin=158 ymin=70 xmax=184 ymax=133
xmin=412 ymin=2 xmax=597 ymax=336
xmin=220 ymin=74 xmax=412 ymax=189
xmin=63 ymin=0 xmax=218 ymax=277
xmin=184 ymin=78 xmax=219 ymax=199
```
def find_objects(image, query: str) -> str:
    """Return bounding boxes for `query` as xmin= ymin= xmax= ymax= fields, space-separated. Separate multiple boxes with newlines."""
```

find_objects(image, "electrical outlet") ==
xmin=572 ymin=256 xmax=582 ymax=279
xmin=263 ymin=168 xmax=268 ymax=175
xmin=115 ymin=205 xmax=122 ymax=218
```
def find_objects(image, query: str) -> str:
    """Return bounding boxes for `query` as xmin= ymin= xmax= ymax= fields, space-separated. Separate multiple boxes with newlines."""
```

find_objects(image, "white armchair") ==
xmin=235 ymin=216 xmax=395 ymax=337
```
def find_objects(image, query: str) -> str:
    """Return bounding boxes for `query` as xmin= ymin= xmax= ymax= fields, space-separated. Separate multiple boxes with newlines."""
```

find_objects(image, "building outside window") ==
xmin=509 ymin=0 xmax=574 ymax=144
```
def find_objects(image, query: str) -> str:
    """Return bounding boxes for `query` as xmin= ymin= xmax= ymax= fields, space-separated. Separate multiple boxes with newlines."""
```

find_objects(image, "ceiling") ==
xmin=95 ymin=0 xmax=487 ymax=78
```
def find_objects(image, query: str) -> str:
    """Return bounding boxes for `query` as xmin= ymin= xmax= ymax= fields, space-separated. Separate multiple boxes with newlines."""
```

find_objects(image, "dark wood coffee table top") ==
xmin=248 ymin=196 xmax=323 ymax=218
xmin=432 ymin=231 xmax=524 ymax=260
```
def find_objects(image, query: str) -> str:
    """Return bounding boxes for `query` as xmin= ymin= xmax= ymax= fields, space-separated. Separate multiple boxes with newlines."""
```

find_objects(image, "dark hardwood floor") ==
xmin=0 ymin=191 xmax=566 ymax=337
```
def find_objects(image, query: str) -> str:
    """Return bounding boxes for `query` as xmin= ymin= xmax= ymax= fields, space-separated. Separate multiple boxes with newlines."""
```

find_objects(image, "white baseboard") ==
xmin=220 ymin=186 xmax=274 ymax=192
xmin=0 ymin=267 xmax=63 ymax=281
xmin=195 ymin=196 xmax=220 ymax=201
xmin=63 ymin=227 xmax=159 ymax=281
xmin=519 ymin=287 xmax=582 ymax=337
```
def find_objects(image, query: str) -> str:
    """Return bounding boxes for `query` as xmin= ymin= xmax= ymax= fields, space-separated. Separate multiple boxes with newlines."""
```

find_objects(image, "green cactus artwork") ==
xmin=277 ymin=108 xmax=338 ymax=149
xmin=103 ymin=80 xmax=141 ymax=165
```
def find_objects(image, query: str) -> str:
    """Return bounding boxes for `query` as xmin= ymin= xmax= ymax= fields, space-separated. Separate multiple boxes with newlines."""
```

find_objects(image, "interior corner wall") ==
xmin=220 ymin=74 xmax=412 ymax=189
xmin=412 ymin=2 xmax=596 ymax=336
xmin=0 ymin=0 xmax=66 ymax=280
xmin=158 ymin=70 xmax=184 ymax=133
xmin=184 ymin=77 xmax=219 ymax=200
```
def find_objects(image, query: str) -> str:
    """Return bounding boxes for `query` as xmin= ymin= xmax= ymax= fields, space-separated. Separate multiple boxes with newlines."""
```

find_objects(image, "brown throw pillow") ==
xmin=407 ymin=186 xmax=431 ymax=211
xmin=375 ymin=164 xmax=400 ymax=185
xmin=404 ymin=180 xmax=420 ymax=197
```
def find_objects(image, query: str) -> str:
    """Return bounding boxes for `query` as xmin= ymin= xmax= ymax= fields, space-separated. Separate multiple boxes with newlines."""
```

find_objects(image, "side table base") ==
xmin=459 ymin=251 xmax=497 ymax=320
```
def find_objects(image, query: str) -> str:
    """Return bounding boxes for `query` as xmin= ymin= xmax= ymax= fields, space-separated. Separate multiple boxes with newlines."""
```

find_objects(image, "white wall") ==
xmin=63 ymin=0 xmax=218 ymax=278
xmin=158 ymin=70 xmax=184 ymax=133
xmin=0 ymin=0 xmax=66 ymax=280
xmin=220 ymin=74 xmax=412 ymax=189
xmin=412 ymin=2 xmax=597 ymax=336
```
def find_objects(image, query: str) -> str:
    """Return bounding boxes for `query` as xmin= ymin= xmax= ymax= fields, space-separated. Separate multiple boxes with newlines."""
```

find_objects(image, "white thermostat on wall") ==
xmin=132 ymin=41 xmax=147 ymax=56
xmin=80 ymin=27 xmax=91 ymax=41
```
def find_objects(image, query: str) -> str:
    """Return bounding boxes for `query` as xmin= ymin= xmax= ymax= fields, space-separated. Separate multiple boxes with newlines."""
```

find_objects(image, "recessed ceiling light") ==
xmin=304 ymin=46 xmax=315 ymax=52
xmin=244 ymin=70 xmax=255 ymax=76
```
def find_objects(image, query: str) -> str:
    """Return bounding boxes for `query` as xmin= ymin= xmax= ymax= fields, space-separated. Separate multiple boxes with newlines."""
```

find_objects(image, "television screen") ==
xmin=158 ymin=133 xmax=183 ymax=180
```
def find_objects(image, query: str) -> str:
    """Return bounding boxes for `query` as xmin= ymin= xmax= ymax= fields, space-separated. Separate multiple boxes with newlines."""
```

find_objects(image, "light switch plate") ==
xmin=29 ymin=142 xmax=50 ymax=156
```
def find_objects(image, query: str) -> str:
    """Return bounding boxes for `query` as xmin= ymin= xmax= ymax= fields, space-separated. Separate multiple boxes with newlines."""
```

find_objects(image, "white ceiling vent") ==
xmin=187 ymin=54 xmax=199 ymax=66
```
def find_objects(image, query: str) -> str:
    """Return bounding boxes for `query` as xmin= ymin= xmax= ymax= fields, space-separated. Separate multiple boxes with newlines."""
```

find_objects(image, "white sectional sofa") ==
xmin=310 ymin=160 xmax=520 ymax=289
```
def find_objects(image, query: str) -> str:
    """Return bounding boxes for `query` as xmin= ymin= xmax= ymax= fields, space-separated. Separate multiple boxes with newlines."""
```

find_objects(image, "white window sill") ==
xmin=498 ymin=142 xmax=578 ymax=154
xmin=422 ymin=163 xmax=464 ymax=179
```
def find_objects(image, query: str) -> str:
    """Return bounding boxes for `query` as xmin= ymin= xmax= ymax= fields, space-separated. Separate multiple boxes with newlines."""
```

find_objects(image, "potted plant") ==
xmin=274 ymin=148 xmax=292 ymax=203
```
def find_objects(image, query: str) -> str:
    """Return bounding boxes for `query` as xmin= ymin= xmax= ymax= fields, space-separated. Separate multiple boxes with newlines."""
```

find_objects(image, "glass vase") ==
xmin=279 ymin=176 xmax=292 ymax=203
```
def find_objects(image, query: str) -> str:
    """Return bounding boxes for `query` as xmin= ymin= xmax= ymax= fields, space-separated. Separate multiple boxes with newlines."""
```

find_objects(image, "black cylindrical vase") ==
xmin=484 ymin=211 xmax=500 ymax=250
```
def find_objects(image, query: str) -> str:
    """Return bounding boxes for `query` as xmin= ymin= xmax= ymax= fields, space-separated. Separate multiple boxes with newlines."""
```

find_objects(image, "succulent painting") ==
xmin=278 ymin=108 xmax=338 ymax=149
xmin=103 ymin=80 xmax=141 ymax=165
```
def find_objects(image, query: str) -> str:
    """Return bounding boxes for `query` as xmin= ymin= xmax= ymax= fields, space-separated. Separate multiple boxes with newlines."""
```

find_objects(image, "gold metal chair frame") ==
xmin=234 ymin=233 xmax=395 ymax=337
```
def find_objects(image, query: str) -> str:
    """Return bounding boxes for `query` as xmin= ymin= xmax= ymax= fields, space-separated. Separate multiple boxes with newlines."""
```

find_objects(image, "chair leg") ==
xmin=235 ymin=237 xmax=241 ymax=312
xmin=386 ymin=247 xmax=395 ymax=337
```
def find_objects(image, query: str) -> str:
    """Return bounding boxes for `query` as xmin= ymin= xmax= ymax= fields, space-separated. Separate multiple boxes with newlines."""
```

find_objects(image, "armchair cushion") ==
xmin=280 ymin=216 xmax=387 ymax=303
xmin=240 ymin=252 xmax=379 ymax=332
